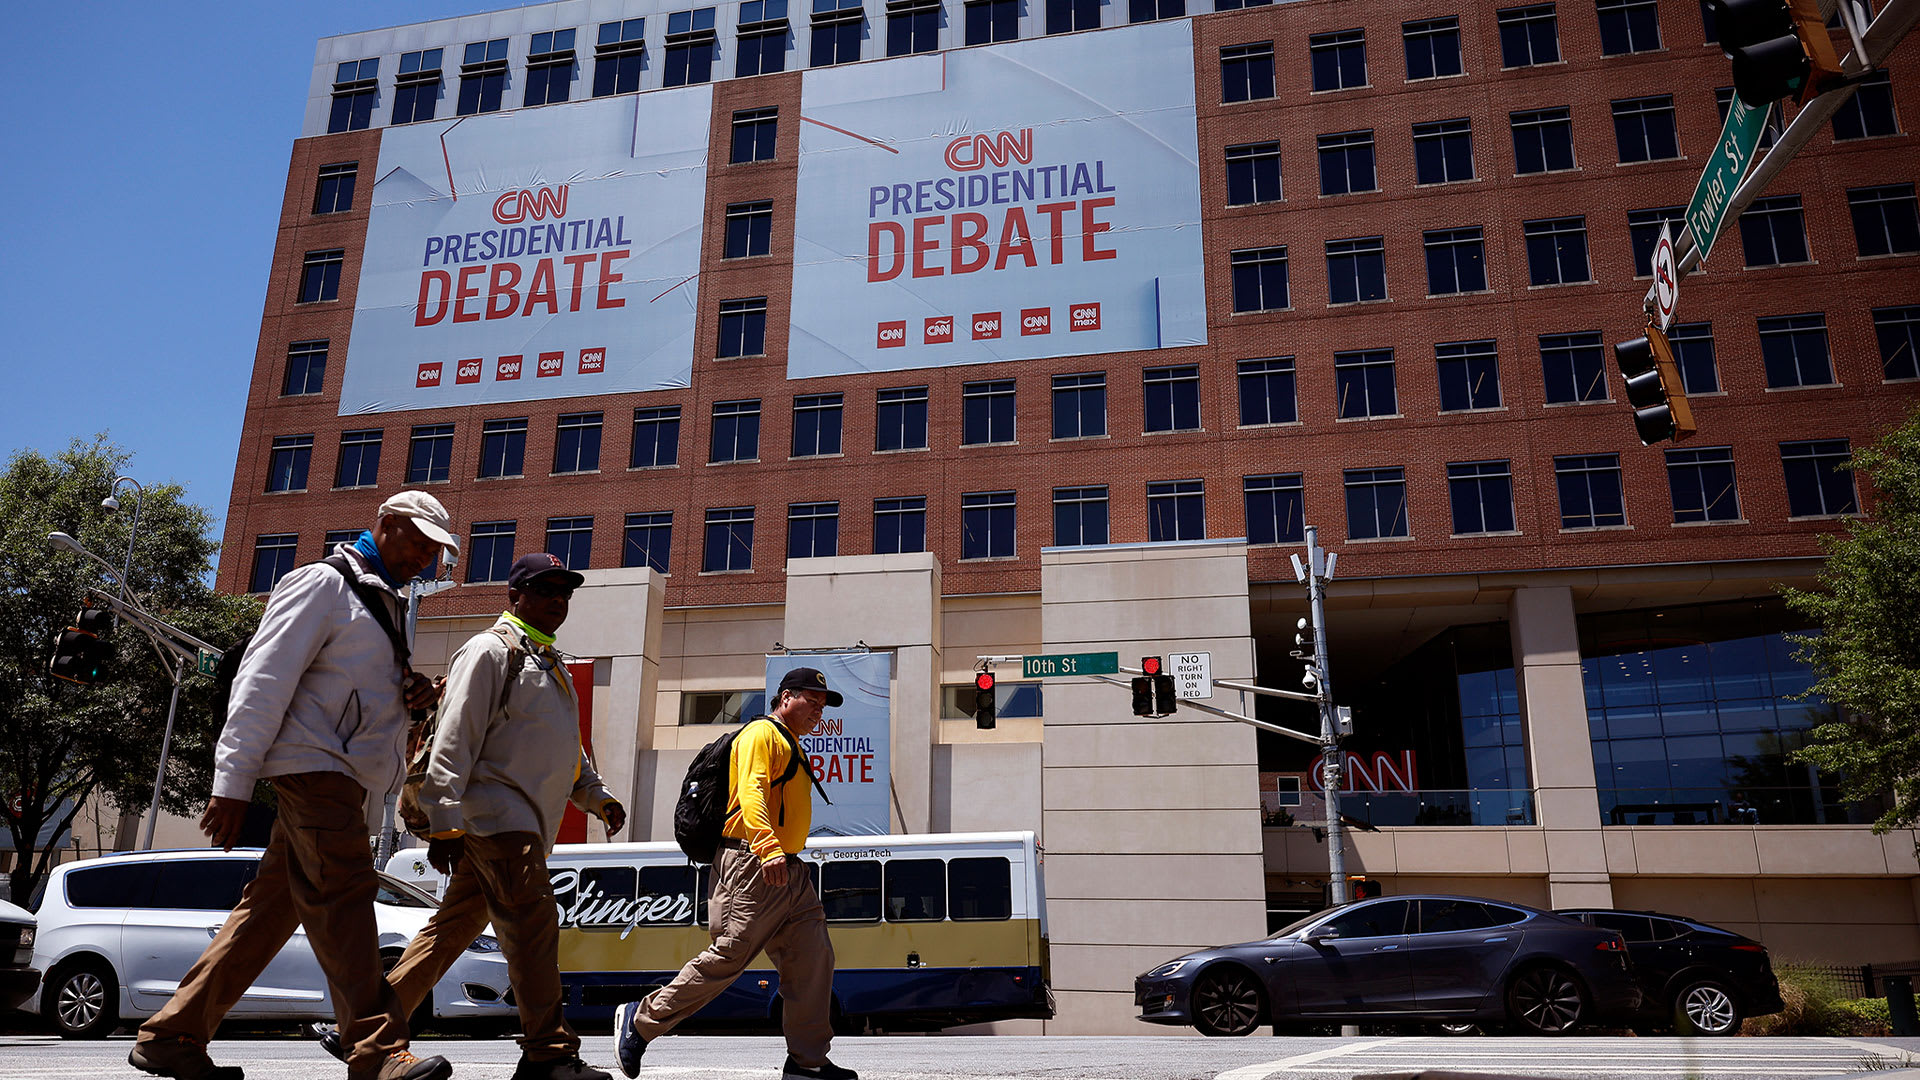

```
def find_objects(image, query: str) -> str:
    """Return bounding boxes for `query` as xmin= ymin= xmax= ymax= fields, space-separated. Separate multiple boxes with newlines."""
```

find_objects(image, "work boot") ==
xmin=317 ymin=1026 xmax=347 ymax=1062
xmin=781 ymin=1057 xmax=857 ymax=1080
xmin=611 ymin=999 xmax=648 ymax=1078
xmin=128 ymin=1036 xmax=245 ymax=1080
xmin=511 ymin=1055 xmax=613 ymax=1080
xmin=348 ymin=1049 xmax=453 ymax=1080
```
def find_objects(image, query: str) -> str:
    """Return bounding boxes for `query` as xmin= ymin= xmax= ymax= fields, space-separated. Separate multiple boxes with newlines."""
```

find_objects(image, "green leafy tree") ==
xmin=1784 ymin=407 xmax=1920 ymax=835
xmin=0 ymin=436 xmax=259 ymax=905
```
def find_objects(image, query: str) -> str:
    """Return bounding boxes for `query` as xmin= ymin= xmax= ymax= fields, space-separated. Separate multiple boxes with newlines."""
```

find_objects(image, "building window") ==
xmin=1403 ymin=17 xmax=1461 ymax=79
xmin=468 ymin=521 xmax=517 ymax=583
xmin=631 ymin=406 xmax=682 ymax=468
xmin=1523 ymin=216 xmax=1591 ymax=286
xmin=965 ymin=0 xmax=1018 ymax=45
xmin=877 ymin=385 xmax=930 ymax=451
xmin=1667 ymin=446 xmax=1741 ymax=523
xmin=1512 ymin=108 xmax=1575 ymax=174
xmin=793 ymin=393 xmax=844 ymax=457
xmin=313 ymin=163 xmax=356 ymax=215
xmin=710 ymin=399 xmax=763 ymax=463
xmin=408 ymin=424 xmax=454 ymax=483
xmin=1555 ymin=454 xmax=1626 ymax=528
xmin=283 ymin=340 xmax=327 ymax=396
xmin=328 ymin=59 xmax=378 ymax=134
xmin=1848 ymin=184 xmax=1920 ymax=257
xmin=594 ymin=18 xmax=647 ymax=96
xmin=1412 ymin=118 xmax=1474 ymax=184
xmin=874 ymin=496 xmax=927 ymax=554
xmin=1739 ymin=195 xmax=1810 ymax=267
xmin=525 ymin=29 xmax=577 ymax=107
xmin=1597 ymin=0 xmax=1661 ymax=55
xmin=1147 ymin=479 xmax=1205 ymax=542
xmin=962 ymin=380 xmax=1016 ymax=445
xmin=1345 ymin=467 xmax=1409 ymax=540
xmin=623 ymin=512 xmax=672 ymax=572
xmin=1317 ymin=130 xmax=1376 ymax=195
xmin=666 ymin=8 xmax=719 ymax=85
xmin=703 ymin=507 xmax=755 ymax=572
xmin=1669 ymin=321 xmax=1720 ymax=394
xmin=738 ymin=1 xmax=790 ymax=77
xmin=1448 ymin=460 xmax=1516 ymax=535
xmin=335 ymin=429 xmax=382 ymax=489
xmin=725 ymin=201 xmax=774 ymax=259
xmin=1237 ymin=357 xmax=1297 ymax=426
xmin=554 ymin=413 xmax=603 ymax=474
xmin=732 ymin=107 xmax=779 ymax=163
xmin=266 ymin=435 xmax=313 ymax=493
xmin=887 ymin=0 xmax=940 ymax=55
xmin=1327 ymin=236 xmax=1387 ymax=304
xmin=1628 ymin=206 xmax=1686 ymax=276
xmin=326 ymin=529 xmax=361 ymax=554
xmin=1612 ymin=95 xmax=1678 ymax=162
xmin=250 ymin=535 xmax=299 ymax=594
xmin=1309 ymin=28 xmax=1367 ymax=91
xmin=718 ymin=297 xmax=769 ymax=357
xmin=457 ymin=40 xmax=509 ymax=115
xmin=1052 ymin=373 xmax=1107 ymax=439
xmin=1832 ymin=70 xmax=1899 ymax=140
xmin=1437 ymin=339 xmax=1501 ymax=411
xmin=812 ymin=0 xmax=865 ymax=67
xmin=1424 ymin=227 xmax=1486 ymax=295
xmin=788 ymin=502 xmax=840 ymax=559
xmin=1221 ymin=42 xmax=1276 ymax=103
xmin=299 ymin=250 xmax=343 ymax=304
xmin=1757 ymin=313 xmax=1833 ymax=388
xmin=961 ymin=491 xmax=1015 ymax=559
xmin=1540 ymin=331 xmax=1608 ymax=403
xmin=1497 ymin=4 xmax=1560 ymax=67
xmin=1053 ymin=486 xmax=1108 ymax=546
xmin=1781 ymin=440 xmax=1857 ymax=517
xmin=1715 ymin=87 xmax=1782 ymax=148
xmin=1244 ymin=474 xmax=1304 ymax=545
xmin=1230 ymin=247 xmax=1289 ymax=313
xmin=1130 ymin=0 xmax=1183 ymax=21
xmin=1143 ymin=366 xmax=1200 ymax=433
xmin=392 ymin=49 xmax=443 ymax=125
xmin=1046 ymin=0 xmax=1100 ymax=34
xmin=546 ymin=516 xmax=593 ymax=570
xmin=1875 ymin=305 xmax=1920 ymax=381
xmin=1334 ymin=349 xmax=1397 ymax=419
xmin=479 ymin=418 xmax=528 ymax=479
xmin=1225 ymin=142 xmax=1282 ymax=205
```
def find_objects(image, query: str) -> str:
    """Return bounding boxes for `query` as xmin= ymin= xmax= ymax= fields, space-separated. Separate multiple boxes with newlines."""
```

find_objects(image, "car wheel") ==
xmin=1505 ymin=965 xmax=1586 ymax=1036
xmin=1434 ymin=1021 xmax=1483 ymax=1036
xmin=45 ymin=958 xmax=119 ymax=1039
xmin=1190 ymin=965 xmax=1265 ymax=1037
xmin=1672 ymin=978 xmax=1742 ymax=1036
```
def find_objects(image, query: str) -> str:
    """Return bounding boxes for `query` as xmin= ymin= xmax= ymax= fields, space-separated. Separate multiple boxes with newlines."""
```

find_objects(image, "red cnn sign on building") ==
xmin=1020 ymin=308 xmax=1051 ymax=335
xmin=455 ymin=358 xmax=483 ymax=385
xmin=537 ymin=351 xmax=565 ymax=377
xmin=972 ymin=313 xmax=1002 ymax=340
xmin=1070 ymin=303 xmax=1101 ymax=331
xmin=416 ymin=363 xmax=443 ymax=388
xmin=579 ymin=347 xmax=606 ymax=374
xmin=924 ymin=316 xmax=954 ymax=344
xmin=877 ymin=321 xmax=907 ymax=348
xmin=496 ymin=355 xmax=524 ymax=380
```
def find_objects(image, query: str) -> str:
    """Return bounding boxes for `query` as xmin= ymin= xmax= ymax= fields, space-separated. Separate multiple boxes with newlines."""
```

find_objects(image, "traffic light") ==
xmin=1130 ymin=657 xmax=1178 ymax=717
xmin=1614 ymin=325 xmax=1696 ymax=446
xmin=973 ymin=670 xmax=996 ymax=729
xmin=48 ymin=606 xmax=112 ymax=685
xmin=1351 ymin=877 xmax=1383 ymax=901
xmin=1707 ymin=0 xmax=1841 ymax=107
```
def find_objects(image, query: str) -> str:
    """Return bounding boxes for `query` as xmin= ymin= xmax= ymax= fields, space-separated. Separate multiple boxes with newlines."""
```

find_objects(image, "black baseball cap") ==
xmin=507 ymin=553 xmax=586 ymax=592
xmin=777 ymin=667 xmax=843 ymax=707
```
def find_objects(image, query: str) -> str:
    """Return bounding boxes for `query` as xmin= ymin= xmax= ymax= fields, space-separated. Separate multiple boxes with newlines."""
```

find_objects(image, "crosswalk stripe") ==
xmin=1214 ymin=1038 xmax=1410 ymax=1080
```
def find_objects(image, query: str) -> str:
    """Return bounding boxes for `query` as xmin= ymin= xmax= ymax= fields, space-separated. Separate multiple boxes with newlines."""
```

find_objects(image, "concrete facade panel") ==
xmin=1048 ymin=854 xmax=1276 ymax=902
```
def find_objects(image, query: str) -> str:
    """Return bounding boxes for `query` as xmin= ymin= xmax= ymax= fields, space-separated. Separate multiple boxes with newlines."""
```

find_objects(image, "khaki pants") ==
xmin=635 ymin=842 xmax=835 ymax=1067
xmin=139 ymin=772 xmax=408 ymax=1070
xmin=385 ymin=831 xmax=576 ymax=1061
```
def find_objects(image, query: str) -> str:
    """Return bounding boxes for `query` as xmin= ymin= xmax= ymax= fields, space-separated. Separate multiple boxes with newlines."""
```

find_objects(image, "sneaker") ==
xmin=781 ymin=1057 xmax=857 ymax=1080
xmin=511 ymin=1056 xmax=613 ymax=1080
xmin=611 ymin=999 xmax=648 ymax=1078
xmin=128 ymin=1036 xmax=245 ymax=1080
xmin=317 ymin=1026 xmax=347 ymax=1063
xmin=350 ymin=1050 xmax=454 ymax=1080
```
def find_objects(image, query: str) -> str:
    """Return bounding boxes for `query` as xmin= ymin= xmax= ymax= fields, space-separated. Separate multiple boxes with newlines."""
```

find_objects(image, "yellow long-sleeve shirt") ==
xmin=722 ymin=716 xmax=812 ymax=862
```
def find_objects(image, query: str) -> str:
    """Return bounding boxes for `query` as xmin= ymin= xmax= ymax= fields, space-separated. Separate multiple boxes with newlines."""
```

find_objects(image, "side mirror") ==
xmin=1304 ymin=923 xmax=1340 ymax=943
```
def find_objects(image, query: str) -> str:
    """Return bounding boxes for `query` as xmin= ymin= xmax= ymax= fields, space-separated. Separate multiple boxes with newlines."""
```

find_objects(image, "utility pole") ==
xmin=1296 ymin=525 xmax=1347 ymax=907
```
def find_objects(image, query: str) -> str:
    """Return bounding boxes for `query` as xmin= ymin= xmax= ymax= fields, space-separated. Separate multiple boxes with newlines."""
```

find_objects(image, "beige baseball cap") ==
xmin=378 ymin=490 xmax=461 ymax=566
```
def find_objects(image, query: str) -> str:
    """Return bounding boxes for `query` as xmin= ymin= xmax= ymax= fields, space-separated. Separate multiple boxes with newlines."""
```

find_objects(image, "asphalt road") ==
xmin=6 ymin=1034 xmax=1920 ymax=1080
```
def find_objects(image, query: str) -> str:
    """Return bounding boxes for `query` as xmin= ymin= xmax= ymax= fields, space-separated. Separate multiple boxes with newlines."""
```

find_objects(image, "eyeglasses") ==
xmin=520 ymin=580 xmax=575 ymax=599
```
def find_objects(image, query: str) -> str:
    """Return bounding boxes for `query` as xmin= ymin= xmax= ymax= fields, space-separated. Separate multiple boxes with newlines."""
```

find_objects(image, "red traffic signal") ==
xmin=975 ymin=671 xmax=995 ymax=692
xmin=973 ymin=670 xmax=996 ymax=729
xmin=1141 ymin=656 xmax=1162 ymax=676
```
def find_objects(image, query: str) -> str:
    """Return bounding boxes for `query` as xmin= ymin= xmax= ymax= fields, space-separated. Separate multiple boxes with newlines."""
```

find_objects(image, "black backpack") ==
xmin=673 ymin=716 xmax=829 ymax=864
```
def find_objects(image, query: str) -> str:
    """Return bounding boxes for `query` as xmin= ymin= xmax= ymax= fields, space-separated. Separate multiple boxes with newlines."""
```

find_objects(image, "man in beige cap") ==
xmin=131 ymin=492 xmax=463 ymax=1080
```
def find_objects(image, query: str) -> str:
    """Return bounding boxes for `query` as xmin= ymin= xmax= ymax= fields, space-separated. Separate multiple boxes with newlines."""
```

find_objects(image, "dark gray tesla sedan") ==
xmin=1135 ymin=894 xmax=1643 ymax=1036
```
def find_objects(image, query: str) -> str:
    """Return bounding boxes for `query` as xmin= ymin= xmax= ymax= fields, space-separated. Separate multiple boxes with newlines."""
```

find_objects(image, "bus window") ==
xmin=638 ymin=865 xmax=698 ymax=925
xmin=885 ymin=859 xmax=946 ymax=922
xmin=948 ymin=857 xmax=1012 ymax=920
xmin=820 ymin=860 xmax=881 ymax=922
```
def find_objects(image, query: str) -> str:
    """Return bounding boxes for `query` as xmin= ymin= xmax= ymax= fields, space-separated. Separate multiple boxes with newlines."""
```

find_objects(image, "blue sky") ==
xmin=1 ymin=3 xmax=501 ymax=570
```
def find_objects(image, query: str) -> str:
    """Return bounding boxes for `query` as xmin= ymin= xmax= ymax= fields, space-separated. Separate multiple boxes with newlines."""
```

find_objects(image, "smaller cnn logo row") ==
xmin=877 ymin=304 xmax=1100 ymax=349
xmin=417 ymin=348 xmax=606 ymax=388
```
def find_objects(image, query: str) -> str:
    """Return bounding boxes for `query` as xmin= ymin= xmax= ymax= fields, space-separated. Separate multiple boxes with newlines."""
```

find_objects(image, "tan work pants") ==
xmin=635 ymin=842 xmax=835 ymax=1067
xmin=138 ymin=771 xmax=408 ymax=1070
xmin=385 ymin=831 xmax=576 ymax=1061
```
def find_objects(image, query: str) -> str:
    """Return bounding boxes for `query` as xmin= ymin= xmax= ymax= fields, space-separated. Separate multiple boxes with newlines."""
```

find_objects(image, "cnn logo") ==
xmin=1021 ymin=308 xmax=1051 ymax=335
xmin=455 ymin=358 xmax=483 ymax=384
xmin=537 ymin=351 xmax=565 ymax=377
xmin=924 ymin=316 xmax=954 ymax=344
xmin=579 ymin=347 xmax=606 ymax=374
xmin=496 ymin=355 xmax=523 ymax=381
xmin=415 ymin=363 xmax=443 ymax=387
xmin=1070 ymin=303 xmax=1101 ymax=331
xmin=877 ymin=321 xmax=907 ymax=348
xmin=972 ymin=313 xmax=1001 ymax=340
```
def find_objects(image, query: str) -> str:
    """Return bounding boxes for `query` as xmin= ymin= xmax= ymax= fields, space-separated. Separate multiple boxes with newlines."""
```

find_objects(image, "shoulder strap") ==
xmin=486 ymin=624 xmax=527 ymax=711
xmin=324 ymin=555 xmax=410 ymax=670
xmin=757 ymin=716 xmax=831 ymax=806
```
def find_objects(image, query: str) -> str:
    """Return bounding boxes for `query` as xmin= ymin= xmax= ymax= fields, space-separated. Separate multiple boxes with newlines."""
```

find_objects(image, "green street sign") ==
xmin=1021 ymin=652 xmax=1118 ymax=678
xmin=1684 ymin=97 xmax=1770 ymax=266
xmin=196 ymin=648 xmax=222 ymax=677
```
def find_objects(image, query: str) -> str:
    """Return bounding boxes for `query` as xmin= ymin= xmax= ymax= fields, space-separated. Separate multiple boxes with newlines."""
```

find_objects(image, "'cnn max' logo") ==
xmin=537 ymin=351 xmax=565 ymax=377
xmin=924 ymin=316 xmax=954 ymax=344
xmin=876 ymin=321 xmax=907 ymax=348
xmin=1020 ymin=308 xmax=1050 ymax=336
xmin=416 ymin=363 xmax=443 ymax=388
xmin=455 ymin=358 xmax=483 ymax=384
xmin=1070 ymin=303 xmax=1101 ymax=331
xmin=944 ymin=129 xmax=1033 ymax=172
xmin=579 ymin=348 xmax=606 ymax=374
xmin=492 ymin=185 xmax=569 ymax=225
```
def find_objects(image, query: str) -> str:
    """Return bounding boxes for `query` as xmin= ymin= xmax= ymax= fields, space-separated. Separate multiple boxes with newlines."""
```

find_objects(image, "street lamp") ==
xmin=102 ymin=476 xmax=145 ymax=607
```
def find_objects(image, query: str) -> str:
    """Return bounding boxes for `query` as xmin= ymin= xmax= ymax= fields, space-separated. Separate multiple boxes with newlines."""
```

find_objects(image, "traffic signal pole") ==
xmin=1300 ymin=526 xmax=1349 ymax=908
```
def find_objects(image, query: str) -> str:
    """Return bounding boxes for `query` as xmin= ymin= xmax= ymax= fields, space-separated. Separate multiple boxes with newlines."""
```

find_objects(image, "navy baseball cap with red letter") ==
xmin=778 ymin=667 xmax=844 ymax=707
xmin=507 ymin=553 xmax=586 ymax=592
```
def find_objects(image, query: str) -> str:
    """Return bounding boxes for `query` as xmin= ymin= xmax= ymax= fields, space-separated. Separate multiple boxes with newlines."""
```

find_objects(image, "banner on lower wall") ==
xmin=337 ymin=88 xmax=711 ymax=415
xmin=787 ymin=19 xmax=1207 ymax=378
xmin=765 ymin=652 xmax=894 ymax=837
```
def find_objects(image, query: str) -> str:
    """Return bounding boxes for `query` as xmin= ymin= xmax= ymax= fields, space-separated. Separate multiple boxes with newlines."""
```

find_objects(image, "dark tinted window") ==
xmin=1647 ymin=917 xmax=1689 ymax=940
xmin=638 ymin=865 xmax=699 ymax=925
xmin=65 ymin=863 xmax=157 ymax=908
xmin=949 ymin=857 xmax=1012 ymax=920
xmin=150 ymin=859 xmax=258 ymax=911
xmin=1324 ymin=898 xmax=1409 ymax=938
xmin=374 ymin=876 xmax=435 ymax=908
xmin=884 ymin=859 xmax=945 ymax=921
xmin=1417 ymin=898 xmax=1499 ymax=933
xmin=1485 ymin=904 xmax=1528 ymax=927
xmin=821 ymin=860 xmax=881 ymax=921
xmin=1590 ymin=911 xmax=1657 ymax=941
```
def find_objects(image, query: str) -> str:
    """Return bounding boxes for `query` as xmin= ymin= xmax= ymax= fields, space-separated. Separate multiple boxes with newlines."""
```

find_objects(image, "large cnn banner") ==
xmin=788 ymin=20 xmax=1207 ymax=378
xmin=338 ymin=89 xmax=710 ymax=414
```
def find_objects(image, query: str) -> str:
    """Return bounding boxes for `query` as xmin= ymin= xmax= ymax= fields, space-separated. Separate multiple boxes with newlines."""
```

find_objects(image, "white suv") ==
xmin=26 ymin=849 xmax=514 ymax=1038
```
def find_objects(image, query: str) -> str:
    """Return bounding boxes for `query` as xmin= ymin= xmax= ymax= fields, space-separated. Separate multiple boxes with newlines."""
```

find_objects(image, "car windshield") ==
xmin=1269 ymin=908 xmax=1334 ymax=938
xmin=375 ymin=872 xmax=438 ymax=908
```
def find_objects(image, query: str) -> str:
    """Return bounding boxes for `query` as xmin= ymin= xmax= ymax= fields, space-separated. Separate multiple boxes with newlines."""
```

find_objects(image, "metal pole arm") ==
xmin=85 ymin=588 xmax=218 ymax=668
xmin=1089 ymin=674 xmax=1326 ymax=745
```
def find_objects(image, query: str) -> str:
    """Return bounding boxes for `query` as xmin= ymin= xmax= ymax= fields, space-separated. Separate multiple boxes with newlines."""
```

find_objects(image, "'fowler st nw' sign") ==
xmin=1684 ymin=97 xmax=1769 ymax=265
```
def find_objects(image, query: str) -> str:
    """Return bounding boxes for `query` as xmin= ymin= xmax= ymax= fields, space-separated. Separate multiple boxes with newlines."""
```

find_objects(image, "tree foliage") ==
xmin=0 ymin=436 xmax=259 ymax=905
xmin=1784 ymin=407 xmax=1920 ymax=836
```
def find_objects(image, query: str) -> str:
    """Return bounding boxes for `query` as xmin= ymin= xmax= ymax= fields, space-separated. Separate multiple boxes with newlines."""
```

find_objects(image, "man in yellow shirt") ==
xmin=613 ymin=668 xmax=854 ymax=1080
